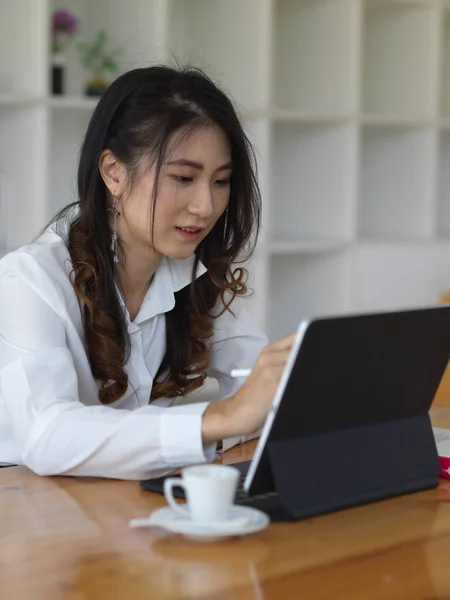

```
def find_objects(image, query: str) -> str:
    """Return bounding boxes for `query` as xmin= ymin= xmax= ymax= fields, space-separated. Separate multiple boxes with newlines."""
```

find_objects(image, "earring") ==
xmin=109 ymin=196 xmax=121 ymax=263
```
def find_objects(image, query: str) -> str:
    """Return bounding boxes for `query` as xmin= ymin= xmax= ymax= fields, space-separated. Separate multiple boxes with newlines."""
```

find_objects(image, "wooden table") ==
xmin=2 ymin=409 xmax=450 ymax=600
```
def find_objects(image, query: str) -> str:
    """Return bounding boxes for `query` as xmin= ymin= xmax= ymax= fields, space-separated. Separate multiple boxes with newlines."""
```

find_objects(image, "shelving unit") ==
xmin=2 ymin=0 xmax=450 ymax=356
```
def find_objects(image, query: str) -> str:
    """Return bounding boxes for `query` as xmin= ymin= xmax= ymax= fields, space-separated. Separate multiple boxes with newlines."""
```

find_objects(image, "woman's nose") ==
xmin=188 ymin=185 xmax=214 ymax=218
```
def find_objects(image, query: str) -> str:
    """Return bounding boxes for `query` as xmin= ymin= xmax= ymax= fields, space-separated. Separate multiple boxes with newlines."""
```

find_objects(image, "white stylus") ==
xmin=230 ymin=369 xmax=251 ymax=378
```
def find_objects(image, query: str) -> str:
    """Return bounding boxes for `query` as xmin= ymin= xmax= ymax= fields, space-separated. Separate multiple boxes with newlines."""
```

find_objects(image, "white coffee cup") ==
xmin=164 ymin=464 xmax=240 ymax=523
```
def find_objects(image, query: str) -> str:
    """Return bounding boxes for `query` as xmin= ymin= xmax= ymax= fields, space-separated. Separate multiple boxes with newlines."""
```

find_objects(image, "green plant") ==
xmin=77 ymin=31 xmax=121 ymax=82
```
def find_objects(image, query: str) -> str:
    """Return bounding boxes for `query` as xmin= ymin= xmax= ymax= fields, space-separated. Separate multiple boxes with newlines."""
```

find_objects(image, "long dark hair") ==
xmin=50 ymin=65 xmax=261 ymax=404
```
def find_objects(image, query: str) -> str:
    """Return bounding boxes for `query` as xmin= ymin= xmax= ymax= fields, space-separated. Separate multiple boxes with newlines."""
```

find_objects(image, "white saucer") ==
xmin=129 ymin=505 xmax=270 ymax=542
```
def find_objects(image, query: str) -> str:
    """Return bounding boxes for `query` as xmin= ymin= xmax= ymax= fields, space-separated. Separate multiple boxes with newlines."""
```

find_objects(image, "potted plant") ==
xmin=50 ymin=9 xmax=79 ymax=95
xmin=77 ymin=31 xmax=121 ymax=97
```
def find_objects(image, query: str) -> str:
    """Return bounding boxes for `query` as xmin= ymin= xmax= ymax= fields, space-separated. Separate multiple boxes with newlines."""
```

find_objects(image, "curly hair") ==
xmin=50 ymin=66 xmax=261 ymax=405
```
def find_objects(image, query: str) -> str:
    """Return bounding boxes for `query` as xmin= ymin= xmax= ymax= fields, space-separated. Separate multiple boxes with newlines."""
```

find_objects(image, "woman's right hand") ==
xmin=202 ymin=332 xmax=297 ymax=444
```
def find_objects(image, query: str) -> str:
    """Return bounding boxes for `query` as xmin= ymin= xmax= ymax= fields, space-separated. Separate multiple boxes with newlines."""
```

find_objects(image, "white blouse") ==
xmin=0 ymin=230 xmax=267 ymax=479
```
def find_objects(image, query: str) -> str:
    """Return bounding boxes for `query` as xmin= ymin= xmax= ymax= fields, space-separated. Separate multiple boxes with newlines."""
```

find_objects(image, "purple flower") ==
xmin=52 ymin=10 xmax=79 ymax=36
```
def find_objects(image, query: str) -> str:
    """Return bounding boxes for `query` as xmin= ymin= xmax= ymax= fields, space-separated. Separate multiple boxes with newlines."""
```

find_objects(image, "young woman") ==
xmin=0 ymin=66 xmax=294 ymax=480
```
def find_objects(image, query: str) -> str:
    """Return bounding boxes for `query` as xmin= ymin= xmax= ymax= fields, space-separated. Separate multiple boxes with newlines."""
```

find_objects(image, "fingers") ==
xmin=272 ymin=331 xmax=297 ymax=349
xmin=255 ymin=348 xmax=291 ymax=373
xmin=262 ymin=331 xmax=297 ymax=354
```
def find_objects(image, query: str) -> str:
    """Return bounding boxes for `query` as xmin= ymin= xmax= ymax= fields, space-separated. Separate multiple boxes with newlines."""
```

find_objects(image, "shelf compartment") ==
xmin=0 ymin=0 xmax=47 ymax=96
xmin=242 ymin=118 xmax=271 ymax=234
xmin=362 ymin=1 xmax=438 ymax=118
xmin=350 ymin=241 xmax=450 ymax=312
xmin=0 ymin=107 xmax=48 ymax=248
xmin=358 ymin=125 xmax=435 ymax=239
xmin=267 ymin=252 xmax=350 ymax=342
xmin=49 ymin=110 xmax=92 ymax=218
xmin=241 ymin=252 xmax=269 ymax=334
xmin=273 ymin=0 xmax=359 ymax=114
xmin=270 ymin=122 xmax=358 ymax=241
xmin=441 ymin=9 xmax=450 ymax=118
xmin=167 ymin=0 xmax=271 ymax=112
xmin=50 ymin=0 xmax=164 ymax=97
xmin=437 ymin=131 xmax=450 ymax=237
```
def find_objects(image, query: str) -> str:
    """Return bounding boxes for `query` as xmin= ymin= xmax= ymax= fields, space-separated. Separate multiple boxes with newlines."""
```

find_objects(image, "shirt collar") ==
xmin=118 ymin=254 xmax=207 ymax=329
xmin=43 ymin=225 xmax=205 ymax=329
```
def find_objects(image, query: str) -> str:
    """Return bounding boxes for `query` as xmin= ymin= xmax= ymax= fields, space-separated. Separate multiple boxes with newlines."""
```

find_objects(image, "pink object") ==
xmin=52 ymin=10 xmax=79 ymax=35
xmin=438 ymin=456 xmax=450 ymax=479
xmin=433 ymin=428 xmax=450 ymax=479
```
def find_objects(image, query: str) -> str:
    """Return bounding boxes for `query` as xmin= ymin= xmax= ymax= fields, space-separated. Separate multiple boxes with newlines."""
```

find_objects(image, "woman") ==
xmin=0 ymin=66 xmax=294 ymax=479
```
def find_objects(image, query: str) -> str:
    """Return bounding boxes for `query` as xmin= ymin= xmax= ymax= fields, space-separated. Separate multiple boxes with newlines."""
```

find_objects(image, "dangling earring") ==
xmin=109 ymin=195 xmax=121 ymax=263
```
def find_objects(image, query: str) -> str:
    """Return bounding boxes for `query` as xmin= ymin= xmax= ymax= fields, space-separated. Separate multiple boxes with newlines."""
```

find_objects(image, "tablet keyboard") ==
xmin=139 ymin=460 xmax=251 ymax=501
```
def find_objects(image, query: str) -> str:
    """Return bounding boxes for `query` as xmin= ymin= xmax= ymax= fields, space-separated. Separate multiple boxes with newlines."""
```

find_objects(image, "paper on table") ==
xmin=433 ymin=427 xmax=450 ymax=479
xmin=219 ymin=430 xmax=261 ymax=454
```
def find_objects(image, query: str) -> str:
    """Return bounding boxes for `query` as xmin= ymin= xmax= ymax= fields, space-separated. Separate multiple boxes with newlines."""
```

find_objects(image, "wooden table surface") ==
xmin=2 ymin=408 xmax=450 ymax=600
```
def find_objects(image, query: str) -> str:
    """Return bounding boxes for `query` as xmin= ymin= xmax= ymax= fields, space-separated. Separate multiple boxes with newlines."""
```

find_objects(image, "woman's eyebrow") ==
xmin=166 ymin=158 xmax=233 ymax=171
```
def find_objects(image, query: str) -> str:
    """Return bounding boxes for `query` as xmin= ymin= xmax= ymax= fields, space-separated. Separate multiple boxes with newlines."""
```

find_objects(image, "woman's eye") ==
xmin=173 ymin=175 xmax=193 ymax=184
xmin=215 ymin=179 xmax=230 ymax=187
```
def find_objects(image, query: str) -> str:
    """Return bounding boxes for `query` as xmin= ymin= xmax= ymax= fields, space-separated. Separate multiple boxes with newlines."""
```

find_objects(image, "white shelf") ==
xmin=362 ymin=1 xmax=438 ymax=118
xmin=49 ymin=110 xmax=92 ymax=218
xmin=273 ymin=0 xmax=359 ymax=114
xmin=355 ymin=235 xmax=434 ymax=244
xmin=46 ymin=96 xmax=98 ymax=110
xmin=441 ymin=10 xmax=450 ymax=118
xmin=0 ymin=107 xmax=47 ymax=248
xmin=359 ymin=125 xmax=435 ymax=239
xmin=271 ymin=109 xmax=354 ymax=125
xmin=270 ymin=122 xmax=357 ymax=241
xmin=268 ymin=252 xmax=350 ymax=342
xmin=268 ymin=237 xmax=349 ymax=255
xmin=167 ymin=0 xmax=271 ymax=113
xmin=350 ymin=241 xmax=450 ymax=313
xmin=242 ymin=118 xmax=271 ymax=241
xmin=370 ymin=0 xmax=439 ymax=6
xmin=361 ymin=114 xmax=433 ymax=127
xmin=0 ymin=95 xmax=98 ymax=110
xmin=438 ymin=131 xmax=450 ymax=236
xmin=240 ymin=253 xmax=269 ymax=333
xmin=0 ymin=0 xmax=47 ymax=96
xmin=0 ymin=94 xmax=40 ymax=107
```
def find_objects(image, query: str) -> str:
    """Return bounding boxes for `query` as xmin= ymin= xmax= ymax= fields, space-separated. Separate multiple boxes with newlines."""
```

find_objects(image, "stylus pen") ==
xmin=230 ymin=369 xmax=251 ymax=378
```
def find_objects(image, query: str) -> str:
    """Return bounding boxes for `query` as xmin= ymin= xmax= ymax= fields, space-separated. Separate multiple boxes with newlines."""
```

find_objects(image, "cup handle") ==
xmin=163 ymin=478 xmax=190 ymax=518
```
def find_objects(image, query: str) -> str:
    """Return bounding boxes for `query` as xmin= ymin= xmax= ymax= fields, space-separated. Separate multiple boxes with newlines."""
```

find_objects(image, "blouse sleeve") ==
xmin=207 ymin=296 xmax=268 ymax=451
xmin=0 ymin=270 xmax=216 ymax=480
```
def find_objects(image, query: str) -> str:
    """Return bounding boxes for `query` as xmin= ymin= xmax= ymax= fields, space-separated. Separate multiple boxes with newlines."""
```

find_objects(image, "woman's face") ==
xmin=112 ymin=124 xmax=232 ymax=261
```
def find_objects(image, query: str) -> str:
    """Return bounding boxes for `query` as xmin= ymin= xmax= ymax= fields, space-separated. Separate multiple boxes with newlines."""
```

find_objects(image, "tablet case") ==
xmin=264 ymin=413 xmax=440 ymax=520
